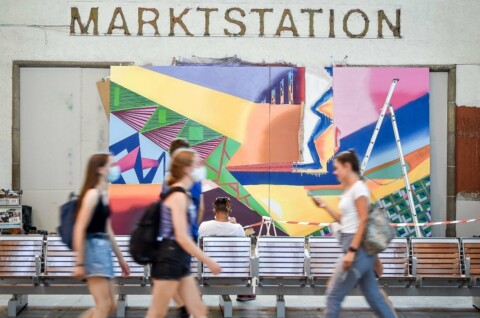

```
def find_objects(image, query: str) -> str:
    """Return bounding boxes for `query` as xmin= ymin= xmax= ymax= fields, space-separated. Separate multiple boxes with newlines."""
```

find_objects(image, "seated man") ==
xmin=198 ymin=197 xmax=256 ymax=301
xmin=198 ymin=197 xmax=244 ymax=237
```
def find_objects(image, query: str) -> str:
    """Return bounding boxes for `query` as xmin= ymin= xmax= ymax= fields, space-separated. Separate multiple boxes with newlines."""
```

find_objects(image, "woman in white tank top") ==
xmin=313 ymin=150 xmax=397 ymax=318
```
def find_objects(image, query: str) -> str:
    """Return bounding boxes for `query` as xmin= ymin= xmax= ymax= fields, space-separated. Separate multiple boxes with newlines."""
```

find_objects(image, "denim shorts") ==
xmin=84 ymin=233 xmax=114 ymax=279
xmin=150 ymin=239 xmax=191 ymax=280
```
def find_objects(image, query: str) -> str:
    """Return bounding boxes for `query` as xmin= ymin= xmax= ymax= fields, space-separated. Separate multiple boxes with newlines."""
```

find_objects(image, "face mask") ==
xmin=191 ymin=166 xmax=206 ymax=182
xmin=107 ymin=165 xmax=121 ymax=183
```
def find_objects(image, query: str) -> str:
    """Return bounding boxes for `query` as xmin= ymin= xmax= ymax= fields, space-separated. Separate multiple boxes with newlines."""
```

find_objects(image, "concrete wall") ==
xmin=429 ymin=72 xmax=448 ymax=237
xmin=456 ymin=65 xmax=480 ymax=237
xmin=19 ymin=68 xmax=109 ymax=232
xmin=0 ymin=0 xmax=479 ymax=234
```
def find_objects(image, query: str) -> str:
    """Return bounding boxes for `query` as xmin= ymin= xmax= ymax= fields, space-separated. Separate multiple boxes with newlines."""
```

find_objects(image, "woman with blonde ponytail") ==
xmin=147 ymin=149 xmax=221 ymax=318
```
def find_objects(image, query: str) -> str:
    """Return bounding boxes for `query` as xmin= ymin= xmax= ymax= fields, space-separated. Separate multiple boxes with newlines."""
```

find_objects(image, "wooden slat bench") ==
xmin=43 ymin=235 xmax=149 ymax=318
xmin=377 ymin=238 xmax=413 ymax=287
xmin=307 ymin=237 xmax=343 ymax=287
xmin=307 ymin=237 xmax=412 ymax=290
xmin=112 ymin=236 xmax=150 ymax=317
xmin=44 ymin=236 xmax=147 ymax=282
xmin=43 ymin=236 xmax=77 ymax=283
xmin=191 ymin=256 xmax=199 ymax=277
xmin=0 ymin=235 xmax=43 ymax=317
xmin=198 ymin=236 xmax=253 ymax=318
xmin=461 ymin=238 xmax=480 ymax=287
xmin=255 ymin=236 xmax=307 ymax=318
xmin=113 ymin=236 xmax=148 ymax=285
xmin=411 ymin=238 xmax=464 ymax=287
xmin=3 ymin=234 xmax=480 ymax=318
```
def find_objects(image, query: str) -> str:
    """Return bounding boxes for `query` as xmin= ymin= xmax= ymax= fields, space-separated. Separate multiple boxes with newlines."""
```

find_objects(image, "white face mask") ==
xmin=191 ymin=166 xmax=206 ymax=182
xmin=107 ymin=165 xmax=121 ymax=183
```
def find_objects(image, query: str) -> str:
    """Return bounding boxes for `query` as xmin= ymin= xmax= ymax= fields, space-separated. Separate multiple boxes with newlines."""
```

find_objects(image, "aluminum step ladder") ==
xmin=360 ymin=79 xmax=422 ymax=237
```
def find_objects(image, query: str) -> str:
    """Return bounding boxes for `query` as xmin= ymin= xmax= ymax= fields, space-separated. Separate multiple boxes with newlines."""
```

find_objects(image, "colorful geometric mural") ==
xmin=108 ymin=66 xmax=430 ymax=238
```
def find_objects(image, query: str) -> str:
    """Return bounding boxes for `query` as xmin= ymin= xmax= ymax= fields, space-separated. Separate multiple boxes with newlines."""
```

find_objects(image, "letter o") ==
xmin=343 ymin=9 xmax=369 ymax=38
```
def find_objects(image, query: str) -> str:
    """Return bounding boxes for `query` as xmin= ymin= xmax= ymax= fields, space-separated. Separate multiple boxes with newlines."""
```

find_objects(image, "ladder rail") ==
xmin=388 ymin=105 xmax=422 ymax=237
xmin=360 ymin=79 xmax=399 ymax=175
xmin=360 ymin=78 xmax=423 ymax=237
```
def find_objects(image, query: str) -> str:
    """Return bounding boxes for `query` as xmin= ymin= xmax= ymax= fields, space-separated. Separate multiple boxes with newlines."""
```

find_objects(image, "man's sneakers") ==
xmin=236 ymin=294 xmax=256 ymax=301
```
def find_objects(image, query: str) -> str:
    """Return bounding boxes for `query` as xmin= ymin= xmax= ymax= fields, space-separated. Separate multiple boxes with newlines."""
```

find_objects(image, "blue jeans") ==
xmin=324 ymin=233 xmax=396 ymax=318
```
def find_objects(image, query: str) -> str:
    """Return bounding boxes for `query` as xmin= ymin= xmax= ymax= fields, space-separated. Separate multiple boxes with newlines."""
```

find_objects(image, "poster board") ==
xmin=0 ymin=207 xmax=22 ymax=229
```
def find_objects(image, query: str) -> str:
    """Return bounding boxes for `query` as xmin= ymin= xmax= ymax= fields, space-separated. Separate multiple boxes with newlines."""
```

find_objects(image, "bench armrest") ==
xmin=32 ymin=255 xmax=42 ymax=286
xmin=465 ymin=257 xmax=474 ymax=287
xmin=411 ymin=256 xmax=424 ymax=287
xmin=304 ymin=249 xmax=311 ymax=277
xmin=35 ymin=255 xmax=41 ymax=277
xmin=465 ymin=257 xmax=471 ymax=277
xmin=251 ymin=256 xmax=259 ymax=278
xmin=412 ymin=256 xmax=417 ymax=276
xmin=197 ymin=261 xmax=202 ymax=280
xmin=142 ymin=265 xmax=149 ymax=285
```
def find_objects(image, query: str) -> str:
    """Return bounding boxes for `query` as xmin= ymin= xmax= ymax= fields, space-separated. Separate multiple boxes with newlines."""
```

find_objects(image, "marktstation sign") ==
xmin=70 ymin=5 xmax=401 ymax=39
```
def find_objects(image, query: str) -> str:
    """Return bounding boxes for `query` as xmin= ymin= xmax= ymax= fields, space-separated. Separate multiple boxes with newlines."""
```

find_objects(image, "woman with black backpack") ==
xmin=73 ymin=153 xmax=130 ymax=318
xmin=146 ymin=148 xmax=221 ymax=318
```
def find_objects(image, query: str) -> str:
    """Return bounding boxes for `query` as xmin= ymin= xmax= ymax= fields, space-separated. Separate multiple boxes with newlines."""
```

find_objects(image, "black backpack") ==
xmin=57 ymin=192 xmax=78 ymax=250
xmin=129 ymin=187 xmax=186 ymax=265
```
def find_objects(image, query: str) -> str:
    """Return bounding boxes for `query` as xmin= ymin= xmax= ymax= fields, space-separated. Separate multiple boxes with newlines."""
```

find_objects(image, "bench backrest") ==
xmin=461 ymin=238 xmax=480 ymax=277
xmin=113 ymin=236 xmax=146 ymax=278
xmin=256 ymin=237 xmax=305 ymax=277
xmin=0 ymin=235 xmax=43 ymax=277
xmin=201 ymin=236 xmax=251 ymax=278
xmin=307 ymin=237 xmax=342 ymax=278
xmin=191 ymin=257 xmax=199 ymax=276
xmin=46 ymin=235 xmax=146 ymax=279
xmin=377 ymin=238 xmax=410 ymax=278
xmin=411 ymin=238 xmax=461 ymax=277
xmin=45 ymin=236 xmax=76 ymax=276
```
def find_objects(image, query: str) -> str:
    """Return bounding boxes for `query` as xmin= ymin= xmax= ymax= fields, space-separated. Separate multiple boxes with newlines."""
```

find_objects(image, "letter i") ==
xmin=280 ymin=79 xmax=285 ymax=104
xmin=288 ymin=71 xmax=294 ymax=104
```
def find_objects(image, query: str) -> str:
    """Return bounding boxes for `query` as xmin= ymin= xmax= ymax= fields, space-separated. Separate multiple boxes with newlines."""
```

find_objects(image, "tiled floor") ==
xmin=0 ymin=295 xmax=478 ymax=317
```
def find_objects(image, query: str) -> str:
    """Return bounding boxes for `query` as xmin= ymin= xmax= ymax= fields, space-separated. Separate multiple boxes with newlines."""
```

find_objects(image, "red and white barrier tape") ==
xmin=391 ymin=217 xmax=480 ymax=227
xmin=243 ymin=217 xmax=480 ymax=229
xmin=243 ymin=221 xmax=265 ymax=228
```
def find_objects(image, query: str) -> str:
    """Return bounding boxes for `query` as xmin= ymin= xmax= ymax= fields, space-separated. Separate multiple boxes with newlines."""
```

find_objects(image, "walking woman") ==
xmin=147 ymin=148 xmax=221 ymax=318
xmin=73 ymin=153 xmax=130 ymax=318
xmin=313 ymin=150 xmax=397 ymax=318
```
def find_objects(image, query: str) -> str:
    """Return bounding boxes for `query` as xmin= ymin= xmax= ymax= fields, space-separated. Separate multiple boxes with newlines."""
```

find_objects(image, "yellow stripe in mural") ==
xmin=244 ymin=184 xmax=338 ymax=236
xmin=111 ymin=66 xmax=258 ymax=143
xmin=368 ymin=157 xmax=431 ymax=200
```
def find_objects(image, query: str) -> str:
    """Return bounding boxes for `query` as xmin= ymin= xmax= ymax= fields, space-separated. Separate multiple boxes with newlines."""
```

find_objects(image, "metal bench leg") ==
xmin=219 ymin=295 xmax=232 ymax=318
xmin=116 ymin=294 xmax=127 ymax=318
xmin=276 ymin=295 xmax=285 ymax=318
xmin=8 ymin=294 xmax=28 ymax=317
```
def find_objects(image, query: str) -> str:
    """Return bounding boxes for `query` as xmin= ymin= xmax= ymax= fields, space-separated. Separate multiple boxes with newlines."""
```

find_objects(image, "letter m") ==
xmin=70 ymin=7 xmax=99 ymax=35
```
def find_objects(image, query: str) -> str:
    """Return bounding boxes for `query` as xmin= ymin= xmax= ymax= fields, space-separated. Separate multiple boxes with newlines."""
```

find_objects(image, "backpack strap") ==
xmin=159 ymin=186 xmax=189 ymax=239
xmin=160 ymin=186 xmax=187 ymax=200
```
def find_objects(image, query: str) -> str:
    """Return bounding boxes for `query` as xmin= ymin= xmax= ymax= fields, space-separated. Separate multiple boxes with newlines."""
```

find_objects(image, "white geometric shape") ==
xmin=262 ymin=198 xmax=283 ymax=219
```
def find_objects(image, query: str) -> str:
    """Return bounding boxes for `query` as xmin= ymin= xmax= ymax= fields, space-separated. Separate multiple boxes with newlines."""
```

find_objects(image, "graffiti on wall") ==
xmin=108 ymin=66 xmax=430 ymax=237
